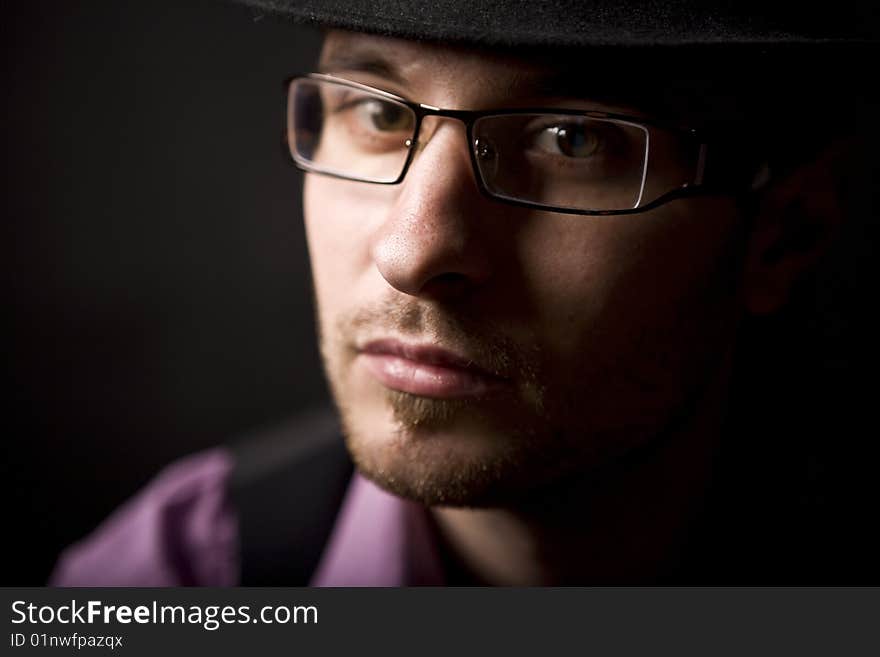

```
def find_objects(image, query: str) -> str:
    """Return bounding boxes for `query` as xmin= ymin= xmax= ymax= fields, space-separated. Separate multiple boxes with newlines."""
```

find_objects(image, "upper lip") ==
xmin=359 ymin=338 xmax=505 ymax=380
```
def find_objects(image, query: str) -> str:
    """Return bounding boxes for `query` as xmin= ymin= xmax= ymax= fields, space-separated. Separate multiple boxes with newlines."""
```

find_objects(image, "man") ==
xmin=52 ymin=1 xmax=878 ymax=585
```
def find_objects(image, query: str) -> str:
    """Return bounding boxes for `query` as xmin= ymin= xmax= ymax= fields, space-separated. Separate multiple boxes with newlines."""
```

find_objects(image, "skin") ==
xmin=302 ymin=31 xmax=844 ymax=584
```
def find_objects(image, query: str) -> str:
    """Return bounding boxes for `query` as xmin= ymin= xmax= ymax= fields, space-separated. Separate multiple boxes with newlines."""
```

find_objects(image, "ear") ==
xmin=742 ymin=140 xmax=853 ymax=315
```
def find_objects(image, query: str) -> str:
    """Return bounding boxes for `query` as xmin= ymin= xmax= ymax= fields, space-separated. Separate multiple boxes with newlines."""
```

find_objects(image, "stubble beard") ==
xmin=317 ymin=298 xmax=593 ymax=507
xmin=384 ymin=389 xmax=475 ymax=431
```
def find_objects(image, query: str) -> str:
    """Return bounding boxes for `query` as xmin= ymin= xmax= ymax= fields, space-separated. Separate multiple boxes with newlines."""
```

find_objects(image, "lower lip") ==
xmin=359 ymin=353 xmax=504 ymax=399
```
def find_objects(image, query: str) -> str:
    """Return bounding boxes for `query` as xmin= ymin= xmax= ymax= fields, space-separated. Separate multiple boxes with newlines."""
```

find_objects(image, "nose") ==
xmin=369 ymin=118 xmax=493 ymax=300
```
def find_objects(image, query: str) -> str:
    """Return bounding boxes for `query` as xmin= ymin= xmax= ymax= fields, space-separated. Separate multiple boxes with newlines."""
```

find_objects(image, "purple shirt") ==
xmin=311 ymin=474 xmax=444 ymax=586
xmin=50 ymin=448 xmax=444 ymax=586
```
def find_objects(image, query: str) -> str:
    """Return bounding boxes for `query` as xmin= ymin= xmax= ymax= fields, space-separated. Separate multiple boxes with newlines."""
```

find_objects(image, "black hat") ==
xmin=237 ymin=0 xmax=878 ymax=49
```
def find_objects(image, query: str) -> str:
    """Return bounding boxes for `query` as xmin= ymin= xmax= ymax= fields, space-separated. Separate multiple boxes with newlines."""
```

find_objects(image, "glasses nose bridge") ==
xmin=409 ymin=105 xmax=474 ymax=153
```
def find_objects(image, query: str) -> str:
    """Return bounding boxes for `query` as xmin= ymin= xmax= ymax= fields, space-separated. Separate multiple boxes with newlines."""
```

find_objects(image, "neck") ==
xmin=429 ymin=350 xmax=732 ymax=585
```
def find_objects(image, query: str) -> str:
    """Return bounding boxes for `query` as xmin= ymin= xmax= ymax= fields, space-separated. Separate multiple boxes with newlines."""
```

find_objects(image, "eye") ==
xmin=532 ymin=122 xmax=602 ymax=158
xmin=354 ymin=99 xmax=414 ymax=133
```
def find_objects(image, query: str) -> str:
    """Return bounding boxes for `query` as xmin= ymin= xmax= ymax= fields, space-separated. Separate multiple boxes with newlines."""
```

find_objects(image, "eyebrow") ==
xmin=318 ymin=48 xmax=408 ymax=85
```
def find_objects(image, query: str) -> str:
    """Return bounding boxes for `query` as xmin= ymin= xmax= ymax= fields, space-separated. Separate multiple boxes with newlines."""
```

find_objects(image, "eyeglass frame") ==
xmin=282 ymin=72 xmax=724 ymax=217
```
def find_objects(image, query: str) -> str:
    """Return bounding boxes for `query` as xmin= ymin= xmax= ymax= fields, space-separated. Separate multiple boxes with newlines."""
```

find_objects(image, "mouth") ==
xmin=356 ymin=338 xmax=509 ymax=399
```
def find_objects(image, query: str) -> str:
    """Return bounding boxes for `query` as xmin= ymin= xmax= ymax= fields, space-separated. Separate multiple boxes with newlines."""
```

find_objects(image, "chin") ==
xmin=334 ymin=387 xmax=578 ymax=507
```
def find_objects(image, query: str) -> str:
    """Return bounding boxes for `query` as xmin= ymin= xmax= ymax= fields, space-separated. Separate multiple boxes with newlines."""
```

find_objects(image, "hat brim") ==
xmin=237 ymin=0 xmax=879 ymax=50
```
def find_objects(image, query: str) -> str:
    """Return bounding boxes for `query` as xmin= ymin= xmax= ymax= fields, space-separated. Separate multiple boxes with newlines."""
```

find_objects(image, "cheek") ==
xmin=303 ymin=175 xmax=387 ymax=317
xmin=514 ymin=201 xmax=745 ymax=373
xmin=511 ymin=216 xmax=642 ymax=352
xmin=305 ymin=175 xmax=357 ymax=271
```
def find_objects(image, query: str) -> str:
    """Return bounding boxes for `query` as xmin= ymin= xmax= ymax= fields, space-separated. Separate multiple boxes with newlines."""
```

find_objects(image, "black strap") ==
xmin=228 ymin=407 xmax=353 ymax=585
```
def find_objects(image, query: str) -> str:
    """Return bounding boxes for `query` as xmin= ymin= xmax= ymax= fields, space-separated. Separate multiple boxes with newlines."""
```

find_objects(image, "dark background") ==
xmin=4 ymin=2 xmax=879 ymax=585
xmin=5 ymin=1 xmax=326 ymax=583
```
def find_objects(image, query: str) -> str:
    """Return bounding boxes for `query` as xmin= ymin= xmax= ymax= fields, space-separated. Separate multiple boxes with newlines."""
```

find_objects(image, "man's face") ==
xmin=304 ymin=31 xmax=747 ymax=506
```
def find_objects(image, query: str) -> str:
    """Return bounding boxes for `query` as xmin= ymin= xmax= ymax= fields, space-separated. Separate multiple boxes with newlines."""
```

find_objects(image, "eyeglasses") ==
xmin=284 ymin=73 xmax=715 ymax=216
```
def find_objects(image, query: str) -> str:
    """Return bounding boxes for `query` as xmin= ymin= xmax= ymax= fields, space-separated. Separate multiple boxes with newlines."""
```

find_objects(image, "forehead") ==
xmin=319 ymin=31 xmax=643 ymax=113
xmin=320 ymin=31 xmax=547 ymax=81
